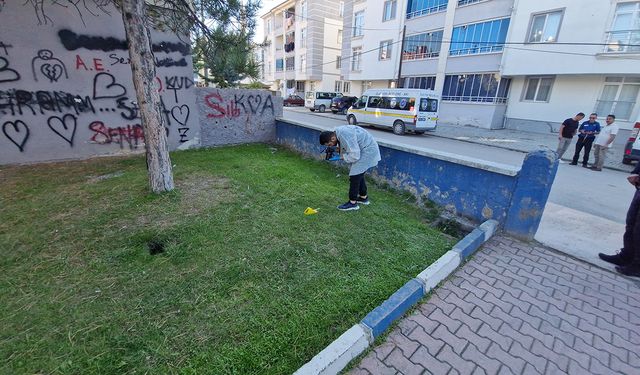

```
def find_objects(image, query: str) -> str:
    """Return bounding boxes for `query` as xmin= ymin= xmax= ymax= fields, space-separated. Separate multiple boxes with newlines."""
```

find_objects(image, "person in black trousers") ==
xmin=599 ymin=162 xmax=640 ymax=277
xmin=571 ymin=113 xmax=601 ymax=167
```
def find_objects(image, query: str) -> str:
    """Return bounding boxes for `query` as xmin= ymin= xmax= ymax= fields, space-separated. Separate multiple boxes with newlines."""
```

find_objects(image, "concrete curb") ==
xmin=293 ymin=219 xmax=500 ymax=374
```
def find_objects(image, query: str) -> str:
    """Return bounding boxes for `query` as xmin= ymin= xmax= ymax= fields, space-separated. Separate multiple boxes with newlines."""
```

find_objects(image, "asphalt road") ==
xmin=283 ymin=107 xmax=631 ymax=268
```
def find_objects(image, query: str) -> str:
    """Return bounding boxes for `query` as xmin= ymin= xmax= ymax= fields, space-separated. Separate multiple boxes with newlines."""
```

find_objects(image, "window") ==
xmin=351 ymin=47 xmax=362 ymax=71
xmin=380 ymin=96 xmax=415 ymax=111
xmin=266 ymin=18 xmax=272 ymax=34
xmin=310 ymin=82 xmax=316 ymax=91
xmin=286 ymin=57 xmax=295 ymax=71
xmin=301 ymin=28 xmax=306 ymax=48
xmin=353 ymin=11 xmax=365 ymax=37
xmin=286 ymin=80 xmax=296 ymax=89
xmin=379 ymin=40 xmax=393 ymax=60
xmin=276 ymin=58 xmax=284 ymax=72
xmin=605 ymin=2 xmax=640 ymax=53
xmin=458 ymin=0 xmax=486 ymax=6
xmin=383 ymin=1 xmax=397 ymax=21
xmin=450 ymin=18 xmax=510 ymax=56
xmin=301 ymin=1 xmax=307 ymax=19
xmin=339 ymin=1 xmax=345 ymax=17
xmin=527 ymin=10 xmax=563 ymax=43
xmin=368 ymin=96 xmax=383 ymax=108
xmin=296 ymin=81 xmax=305 ymax=92
xmin=335 ymin=81 xmax=343 ymax=92
xmin=419 ymin=98 xmax=438 ymax=112
xmin=403 ymin=76 xmax=437 ymax=90
xmin=406 ymin=0 xmax=448 ymax=20
xmin=442 ymin=73 xmax=511 ymax=103
xmin=300 ymin=55 xmax=306 ymax=71
xmin=595 ymin=76 xmax=640 ymax=120
xmin=338 ymin=30 xmax=343 ymax=44
xmin=336 ymin=56 xmax=342 ymax=69
xmin=403 ymin=30 xmax=443 ymax=60
xmin=344 ymin=82 xmax=351 ymax=93
xmin=522 ymin=76 xmax=554 ymax=102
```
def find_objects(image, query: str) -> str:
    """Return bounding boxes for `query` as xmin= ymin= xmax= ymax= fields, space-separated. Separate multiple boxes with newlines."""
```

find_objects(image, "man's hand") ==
xmin=628 ymin=174 xmax=639 ymax=186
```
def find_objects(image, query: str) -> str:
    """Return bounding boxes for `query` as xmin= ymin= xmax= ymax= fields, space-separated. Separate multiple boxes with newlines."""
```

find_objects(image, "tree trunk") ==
xmin=121 ymin=0 xmax=174 ymax=193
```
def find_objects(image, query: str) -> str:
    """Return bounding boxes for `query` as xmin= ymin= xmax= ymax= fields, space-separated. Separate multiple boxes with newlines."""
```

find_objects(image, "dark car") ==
xmin=283 ymin=95 xmax=305 ymax=107
xmin=330 ymin=96 xmax=358 ymax=114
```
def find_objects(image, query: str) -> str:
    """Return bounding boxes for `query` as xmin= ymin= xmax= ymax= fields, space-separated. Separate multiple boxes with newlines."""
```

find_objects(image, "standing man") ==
xmin=590 ymin=114 xmax=619 ymax=172
xmin=571 ymin=113 xmax=601 ymax=167
xmin=557 ymin=113 xmax=584 ymax=163
xmin=599 ymin=163 xmax=640 ymax=277
xmin=319 ymin=126 xmax=381 ymax=211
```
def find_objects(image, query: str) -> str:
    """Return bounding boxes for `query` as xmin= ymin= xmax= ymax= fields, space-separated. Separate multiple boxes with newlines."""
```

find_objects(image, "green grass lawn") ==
xmin=0 ymin=144 xmax=454 ymax=374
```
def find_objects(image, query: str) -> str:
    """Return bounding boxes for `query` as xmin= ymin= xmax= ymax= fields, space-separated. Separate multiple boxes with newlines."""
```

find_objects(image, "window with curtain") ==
xmin=450 ymin=18 xmax=510 ymax=56
xmin=442 ymin=73 xmax=511 ymax=103
xmin=383 ymin=1 xmax=397 ymax=21
xmin=527 ymin=10 xmax=563 ymax=43
xmin=595 ymin=76 xmax=640 ymax=120
xmin=403 ymin=76 xmax=436 ymax=90
xmin=379 ymin=40 xmax=393 ymax=60
xmin=403 ymin=30 xmax=444 ymax=60
xmin=522 ymin=76 xmax=555 ymax=102
xmin=605 ymin=2 xmax=640 ymax=53
xmin=353 ymin=11 xmax=365 ymax=37
xmin=351 ymin=47 xmax=362 ymax=71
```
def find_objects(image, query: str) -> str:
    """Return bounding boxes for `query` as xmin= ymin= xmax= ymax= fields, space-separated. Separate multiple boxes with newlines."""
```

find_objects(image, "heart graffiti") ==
xmin=170 ymin=105 xmax=190 ymax=126
xmin=40 ymin=63 xmax=64 ymax=82
xmin=2 ymin=120 xmax=30 ymax=152
xmin=93 ymin=72 xmax=127 ymax=99
xmin=47 ymin=114 xmax=77 ymax=146
xmin=247 ymin=95 xmax=263 ymax=114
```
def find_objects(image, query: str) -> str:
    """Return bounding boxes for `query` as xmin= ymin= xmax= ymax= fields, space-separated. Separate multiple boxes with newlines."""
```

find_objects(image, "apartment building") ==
xmin=260 ymin=0 xmax=344 ymax=97
xmin=502 ymin=0 xmax=640 ymax=140
xmin=342 ymin=0 xmax=515 ymax=128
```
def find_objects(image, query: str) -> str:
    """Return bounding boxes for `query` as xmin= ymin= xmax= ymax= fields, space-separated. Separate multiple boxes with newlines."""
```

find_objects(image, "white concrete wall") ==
xmin=502 ymin=0 xmax=639 ymax=76
xmin=505 ymin=75 xmax=639 ymax=133
xmin=439 ymin=102 xmax=507 ymax=129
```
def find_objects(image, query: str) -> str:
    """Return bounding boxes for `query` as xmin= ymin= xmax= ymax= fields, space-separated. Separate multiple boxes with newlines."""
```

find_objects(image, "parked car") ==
xmin=283 ymin=95 xmax=304 ymax=107
xmin=305 ymin=91 xmax=342 ymax=112
xmin=623 ymin=121 xmax=640 ymax=164
xmin=330 ymin=96 xmax=358 ymax=114
xmin=346 ymin=89 xmax=439 ymax=135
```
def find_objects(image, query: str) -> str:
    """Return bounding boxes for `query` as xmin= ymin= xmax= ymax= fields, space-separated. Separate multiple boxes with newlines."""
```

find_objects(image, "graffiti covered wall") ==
xmin=0 ymin=1 xmax=198 ymax=164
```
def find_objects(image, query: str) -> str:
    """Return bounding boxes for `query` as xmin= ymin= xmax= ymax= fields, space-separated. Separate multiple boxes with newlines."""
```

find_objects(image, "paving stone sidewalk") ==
xmin=350 ymin=236 xmax=640 ymax=375
xmin=432 ymin=123 xmax=633 ymax=173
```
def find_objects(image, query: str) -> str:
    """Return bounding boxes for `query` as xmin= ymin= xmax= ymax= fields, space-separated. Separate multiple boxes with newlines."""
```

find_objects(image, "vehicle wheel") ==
xmin=393 ymin=120 xmax=406 ymax=135
xmin=623 ymin=157 xmax=633 ymax=165
xmin=331 ymin=110 xmax=337 ymax=114
xmin=347 ymin=115 xmax=357 ymax=125
xmin=310 ymin=109 xmax=315 ymax=112
xmin=319 ymin=105 xmax=326 ymax=113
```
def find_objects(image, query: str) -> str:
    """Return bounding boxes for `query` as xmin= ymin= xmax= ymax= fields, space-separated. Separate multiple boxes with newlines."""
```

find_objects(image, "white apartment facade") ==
xmin=260 ymin=0 xmax=344 ymax=97
xmin=502 ymin=0 xmax=640 ymax=141
xmin=342 ymin=0 xmax=516 ymax=128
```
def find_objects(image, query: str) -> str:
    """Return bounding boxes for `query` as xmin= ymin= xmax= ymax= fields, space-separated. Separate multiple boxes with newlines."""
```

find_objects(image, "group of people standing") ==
xmin=556 ymin=112 xmax=619 ymax=170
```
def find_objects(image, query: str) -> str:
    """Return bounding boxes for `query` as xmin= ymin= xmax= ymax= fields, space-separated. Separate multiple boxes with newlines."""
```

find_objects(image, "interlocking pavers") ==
xmin=349 ymin=236 xmax=640 ymax=375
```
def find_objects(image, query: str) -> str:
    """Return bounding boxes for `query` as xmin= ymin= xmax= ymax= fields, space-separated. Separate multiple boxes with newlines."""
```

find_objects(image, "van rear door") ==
xmin=305 ymin=92 xmax=315 ymax=109
xmin=417 ymin=97 xmax=438 ymax=130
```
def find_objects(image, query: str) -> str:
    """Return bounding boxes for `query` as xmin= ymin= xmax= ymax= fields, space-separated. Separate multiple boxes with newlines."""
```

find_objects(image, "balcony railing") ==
xmin=442 ymin=95 xmax=507 ymax=104
xmin=603 ymin=30 xmax=640 ymax=53
xmin=402 ymin=51 xmax=440 ymax=61
xmin=406 ymin=4 xmax=447 ymax=20
xmin=449 ymin=44 xmax=504 ymax=56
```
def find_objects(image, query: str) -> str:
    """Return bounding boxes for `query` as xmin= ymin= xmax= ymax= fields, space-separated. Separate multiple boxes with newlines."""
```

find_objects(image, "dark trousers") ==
xmin=349 ymin=173 xmax=367 ymax=201
xmin=621 ymin=189 xmax=640 ymax=264
xmin=572 ymin=137 xmax=594 ymax=165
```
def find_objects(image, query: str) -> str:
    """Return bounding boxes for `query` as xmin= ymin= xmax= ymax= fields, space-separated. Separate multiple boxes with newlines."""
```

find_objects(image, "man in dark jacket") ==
xmin=599 ymin=162 xmax=640 ymax=277
xmin=571 ymin=113 xmax=601 ymax=167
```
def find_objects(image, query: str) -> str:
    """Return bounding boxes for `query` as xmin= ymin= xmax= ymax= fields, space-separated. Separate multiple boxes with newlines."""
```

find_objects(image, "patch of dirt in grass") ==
xmin=135 ymin=174 xmax=235 ymax=230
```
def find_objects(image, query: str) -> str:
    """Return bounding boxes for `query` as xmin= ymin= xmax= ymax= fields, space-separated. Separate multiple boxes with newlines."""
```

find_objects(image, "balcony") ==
xmin=402 ymin=51 xmax=440 ymax=61
xmin=603 ymin=30 xmax=640 ymax=53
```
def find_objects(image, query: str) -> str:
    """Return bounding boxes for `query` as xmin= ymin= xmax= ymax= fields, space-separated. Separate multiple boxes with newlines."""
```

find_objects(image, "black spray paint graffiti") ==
xmin=2 ymin=120 xmax=29 ymax=152
xmin=108 ymin=53 xmax=188 ymax=68
xmin=47 ymin=114 xmax=77 ymax=146
xmin=0 ymin=89 xmax=95 ymax=116
xmin=0 ymin=57 xmax=19 ymax=84
xmin=171 ymin=104 xmax=190 ymax=142
xmin=0 ymin=41 xmax=11 ymax=55
xmin=165 ymin=76 xmax=193 ymax=103
xmin=32 ymin=49 xmax=68 ymax=82
xmin=93 ymin=72 xmax=126 ymax=99
xmin=58 ymin=29 xmax=191 ymax=56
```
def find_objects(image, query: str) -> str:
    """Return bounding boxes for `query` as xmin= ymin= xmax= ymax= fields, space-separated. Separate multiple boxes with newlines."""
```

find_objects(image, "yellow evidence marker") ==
xmin=304 ymin=207 xmax=319 ymax=215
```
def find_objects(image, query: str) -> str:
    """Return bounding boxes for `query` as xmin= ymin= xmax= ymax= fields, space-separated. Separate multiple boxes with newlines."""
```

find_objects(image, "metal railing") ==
xmin=603 ymin=30 xmax=640 ymax=53
xmin=402 ymin=51 xmax=440 ymax=61
xmin=449 ymin=44 xmax=504 ymax=56
xmin=406 ymin=4 xmax=447 ymax=20
xmin=442 ymin=95 xmax=507 ymax=104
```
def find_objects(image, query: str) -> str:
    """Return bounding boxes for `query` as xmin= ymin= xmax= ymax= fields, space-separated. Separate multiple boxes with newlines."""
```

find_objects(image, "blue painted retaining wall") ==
xmin=275 ymin=120 xmax=557 ymax=240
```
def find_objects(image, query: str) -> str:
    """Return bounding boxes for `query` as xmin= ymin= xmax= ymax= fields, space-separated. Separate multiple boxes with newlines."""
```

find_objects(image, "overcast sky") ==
xmin=254 ymin=0 xmax=281 ymax=43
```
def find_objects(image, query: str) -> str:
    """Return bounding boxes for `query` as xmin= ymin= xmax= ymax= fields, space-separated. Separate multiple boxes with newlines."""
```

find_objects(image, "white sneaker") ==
xmin=558 ymin=160 xmax=566 ymax=164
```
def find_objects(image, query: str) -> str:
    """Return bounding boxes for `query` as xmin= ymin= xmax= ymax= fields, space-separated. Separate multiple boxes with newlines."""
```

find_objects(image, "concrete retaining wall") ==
xmin=275 ymin=119 xmax=557 ymax=240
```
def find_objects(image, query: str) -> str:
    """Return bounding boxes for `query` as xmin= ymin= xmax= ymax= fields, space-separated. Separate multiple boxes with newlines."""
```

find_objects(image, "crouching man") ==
xmin=320 ymin=126 xmax=381 ymax=211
